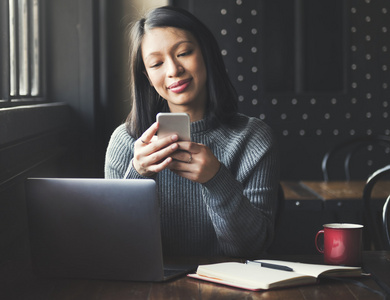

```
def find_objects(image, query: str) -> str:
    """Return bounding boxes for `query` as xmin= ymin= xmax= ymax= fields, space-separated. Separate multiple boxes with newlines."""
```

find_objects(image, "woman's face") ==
xmin=141 ymin=27 xmax=207 ymax=119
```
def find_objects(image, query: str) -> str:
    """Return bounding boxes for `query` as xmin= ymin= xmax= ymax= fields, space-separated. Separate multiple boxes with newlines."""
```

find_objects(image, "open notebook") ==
xmin=188 ymin=259 xmax=362 ymax=290
xmin=26 ymin=178 xmax=195 ymax=281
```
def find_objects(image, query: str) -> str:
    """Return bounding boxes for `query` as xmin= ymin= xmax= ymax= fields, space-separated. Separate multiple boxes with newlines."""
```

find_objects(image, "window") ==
xmin=0 ymin=0 xmax=45 ymax=107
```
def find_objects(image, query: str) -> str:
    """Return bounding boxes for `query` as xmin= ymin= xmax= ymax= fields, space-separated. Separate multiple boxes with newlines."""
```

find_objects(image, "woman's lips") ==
xmin=168 ymin=79 xmax=192 ymax=93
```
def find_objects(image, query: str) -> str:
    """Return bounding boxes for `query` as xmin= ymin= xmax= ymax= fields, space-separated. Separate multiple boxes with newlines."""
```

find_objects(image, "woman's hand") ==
xmin=168 ymin=142 xmax=221 ymax=184
xmin=133 ymin=122 xmax=179 ymax=177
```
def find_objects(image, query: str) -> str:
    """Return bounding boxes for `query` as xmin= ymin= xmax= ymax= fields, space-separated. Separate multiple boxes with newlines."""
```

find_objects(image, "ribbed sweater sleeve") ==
xmin=202 ymin=146 xmax=278 ymax=257
xmin=197 ymin=115 xmax=279 ymax=257
xmin=104 ymin=114 xmax=279 ymax=257
xmin=104 ymin=124 xmax=147 ymax=180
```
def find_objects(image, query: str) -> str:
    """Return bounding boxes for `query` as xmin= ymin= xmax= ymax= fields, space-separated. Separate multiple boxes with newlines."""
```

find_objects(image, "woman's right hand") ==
xmin=133 ymin=122 xmax=179 ymax=177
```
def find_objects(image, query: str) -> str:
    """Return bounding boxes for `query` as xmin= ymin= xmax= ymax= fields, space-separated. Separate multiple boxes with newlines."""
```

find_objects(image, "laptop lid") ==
xmin=26 ymin=178 xmax=190 ymax=281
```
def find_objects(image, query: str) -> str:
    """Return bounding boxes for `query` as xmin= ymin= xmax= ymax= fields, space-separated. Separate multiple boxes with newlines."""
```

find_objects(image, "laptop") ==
xmin=25 ymin=178 xmax=195 ymax=281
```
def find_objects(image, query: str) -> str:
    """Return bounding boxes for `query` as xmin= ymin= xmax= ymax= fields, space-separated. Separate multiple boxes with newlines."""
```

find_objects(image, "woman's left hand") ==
xmin=167 ymin=142 xmax=221 ymax=184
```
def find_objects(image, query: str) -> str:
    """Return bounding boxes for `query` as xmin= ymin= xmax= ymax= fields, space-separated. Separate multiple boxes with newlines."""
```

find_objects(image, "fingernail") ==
xmin=171 ymin=143 xmax=178 ymax=150
xmin=171 ymin=135 xmax=178 ymax=141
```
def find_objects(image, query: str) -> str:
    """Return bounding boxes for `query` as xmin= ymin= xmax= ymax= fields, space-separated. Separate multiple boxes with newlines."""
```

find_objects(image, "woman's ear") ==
xmin=143 ymin=71 xmax=153 ymax=86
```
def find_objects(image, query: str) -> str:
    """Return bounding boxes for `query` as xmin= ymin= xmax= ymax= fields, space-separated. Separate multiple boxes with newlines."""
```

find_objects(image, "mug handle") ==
xmin=315 ymin=230 xmax=324 ymax=253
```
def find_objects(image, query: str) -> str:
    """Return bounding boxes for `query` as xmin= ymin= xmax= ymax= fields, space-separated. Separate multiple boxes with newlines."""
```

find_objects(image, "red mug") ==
xmin=315 ymin=223 xmax=363 ymax=266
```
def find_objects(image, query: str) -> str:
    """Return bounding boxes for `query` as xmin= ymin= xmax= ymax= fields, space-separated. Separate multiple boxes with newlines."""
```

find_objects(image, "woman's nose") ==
xmin=166 ymin=58 xmax=184 ymax=77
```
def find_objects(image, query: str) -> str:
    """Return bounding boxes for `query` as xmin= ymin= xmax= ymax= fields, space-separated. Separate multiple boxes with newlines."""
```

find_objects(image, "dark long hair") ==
xmin=126 ymin=6 xmax=238 ymax=138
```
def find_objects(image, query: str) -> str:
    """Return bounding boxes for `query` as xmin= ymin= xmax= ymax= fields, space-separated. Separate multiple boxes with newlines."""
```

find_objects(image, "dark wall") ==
xmin=0 ymin=0 xmax=100 ymax=264
xmin=0 ymin=103 xmax=76 ymax=263
xmin=172 ymin=0 xmax=390 ymax=180
xmin=45 ymin=0 xmax=104 ymax=177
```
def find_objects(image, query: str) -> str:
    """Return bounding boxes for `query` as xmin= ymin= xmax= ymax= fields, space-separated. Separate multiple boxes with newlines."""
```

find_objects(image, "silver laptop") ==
xmin=25 ymin=178 xmax=194 ymax=281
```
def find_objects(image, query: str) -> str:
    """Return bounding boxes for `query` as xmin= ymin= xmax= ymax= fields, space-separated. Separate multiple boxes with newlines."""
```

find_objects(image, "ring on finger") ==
xmin=187 ymin=152 xmax=192 ymax=164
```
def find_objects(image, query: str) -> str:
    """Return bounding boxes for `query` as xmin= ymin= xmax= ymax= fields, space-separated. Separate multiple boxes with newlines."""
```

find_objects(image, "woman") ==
xmin=105 ymin=6 xmax=279 ymax=258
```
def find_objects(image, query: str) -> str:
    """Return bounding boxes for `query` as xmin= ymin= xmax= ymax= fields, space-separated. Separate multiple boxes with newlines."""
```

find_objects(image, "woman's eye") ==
xmin=178 ymin=50 xmax=192 ymax=57
xmin=150 ymin=62 xmax=162 ymax=68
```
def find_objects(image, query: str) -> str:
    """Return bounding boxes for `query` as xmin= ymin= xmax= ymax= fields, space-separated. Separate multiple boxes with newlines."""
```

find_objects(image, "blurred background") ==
xmin=1 ymin=0 xmax=389 ymax=259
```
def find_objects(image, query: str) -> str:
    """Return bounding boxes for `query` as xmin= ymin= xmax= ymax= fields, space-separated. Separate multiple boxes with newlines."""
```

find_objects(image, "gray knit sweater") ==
xmin=105 ymin=113 xmax=279 ymax=257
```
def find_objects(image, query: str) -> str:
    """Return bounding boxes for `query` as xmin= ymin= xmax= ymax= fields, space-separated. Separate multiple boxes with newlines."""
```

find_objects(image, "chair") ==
xmin=362 ymin=165 xmax=390 ymax=250
xmin=382 ymin=195 xmax=390 ymax=249
xmin=322 ymin=135 xmax=390 ymax=181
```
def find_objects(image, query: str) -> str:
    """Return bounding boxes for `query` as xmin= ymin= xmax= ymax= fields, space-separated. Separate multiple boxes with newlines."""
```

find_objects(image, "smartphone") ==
xmin=156 ymin=112 xmax=191 ymax=141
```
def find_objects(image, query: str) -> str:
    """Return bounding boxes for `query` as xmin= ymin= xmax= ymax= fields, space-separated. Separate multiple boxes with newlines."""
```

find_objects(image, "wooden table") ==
xmin=280 ymin=181 xmax=323 ymax=211
xmin=281 ymin=180 xmax=390 ymax=208
xmin=1 ymin=252 xmax=389 ymax=299
xmin=300 ymin=180 xmax=390 ymax=210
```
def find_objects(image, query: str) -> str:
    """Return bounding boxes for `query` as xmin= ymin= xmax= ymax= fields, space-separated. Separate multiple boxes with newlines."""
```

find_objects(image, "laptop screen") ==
xmin=26 ymin=178 xmax=170 ymax=281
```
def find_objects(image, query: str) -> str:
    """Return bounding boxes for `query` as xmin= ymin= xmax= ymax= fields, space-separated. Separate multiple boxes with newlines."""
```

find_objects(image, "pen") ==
xmin=245 ymin=260 xmax=294 ymax=272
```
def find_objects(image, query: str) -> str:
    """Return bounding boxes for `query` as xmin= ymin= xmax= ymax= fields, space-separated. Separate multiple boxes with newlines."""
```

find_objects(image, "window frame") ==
xmin=0 ymin=0 xmax=46 ymax=108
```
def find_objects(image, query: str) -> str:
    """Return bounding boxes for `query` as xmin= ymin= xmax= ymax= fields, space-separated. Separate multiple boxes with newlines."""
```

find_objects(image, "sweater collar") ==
xmin=190 ymin=118 xmax=209 ymax=134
